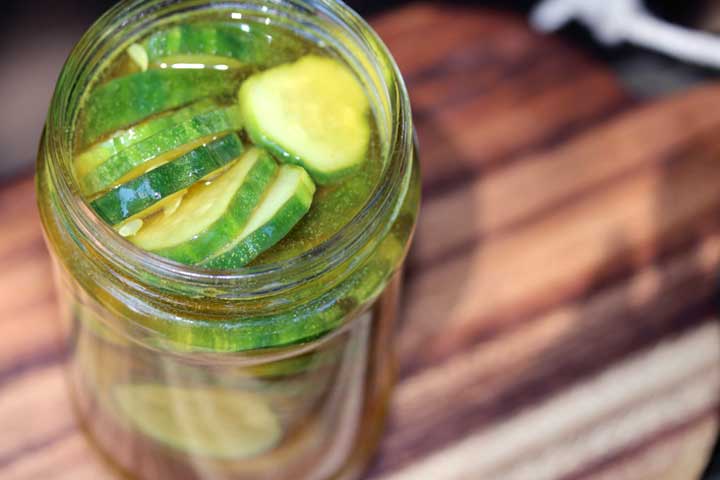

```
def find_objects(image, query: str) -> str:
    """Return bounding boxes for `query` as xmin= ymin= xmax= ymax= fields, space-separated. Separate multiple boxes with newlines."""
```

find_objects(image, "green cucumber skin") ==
xmin=200 ymin=179 xmax=314 ymax=269
xmin=91 ymin=134 xmax=244 ymax=225
xmin=81 ymin=70 xmax=234 ymax=146
xmin=243 ymin=122 xmax=362 ymax=186
xmin=75 ymin=101 xmax=216 ymax=179
xmin=150 ymin=152 xmax=278 ymax=265
xmin=80 ymin=106 xmax=244 ymax=196
xmin=144 ymin=23 xmax=299 ymax=67
xmin=152 ymin=235 xmax=404 ymax=352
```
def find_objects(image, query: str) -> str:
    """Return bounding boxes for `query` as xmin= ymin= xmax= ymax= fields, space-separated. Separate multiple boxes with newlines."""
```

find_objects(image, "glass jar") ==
xmin=36 ymin=1 xmax=419 ymax=479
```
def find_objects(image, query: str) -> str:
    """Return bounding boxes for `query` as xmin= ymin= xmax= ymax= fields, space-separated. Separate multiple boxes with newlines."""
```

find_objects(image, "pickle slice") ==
xmin=142 ymin=23 xmax=300 ymax=69
xmin=240 ymin=55 xmax=371 ymax=185
xmin=80 ymin=69 xmax=234 ymax=146
xmin=114 ymin=384 xmax=282 ymax=459
xmin=78 ymin=104 xmax=243 ymax=196
xmin=91 ymin=134 xmax=244 ymax=225
xmin=131 ymin=148 xmax=277 ymax=264
xmin=75 ymin=100 xmax=216 ymax=183
xmin=201 ymin=164 xmax=315 ymax=269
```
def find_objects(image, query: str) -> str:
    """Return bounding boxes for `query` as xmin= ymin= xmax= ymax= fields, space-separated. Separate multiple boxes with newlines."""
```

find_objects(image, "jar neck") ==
xmin=42 ymin=0 xmax=414 ymax=307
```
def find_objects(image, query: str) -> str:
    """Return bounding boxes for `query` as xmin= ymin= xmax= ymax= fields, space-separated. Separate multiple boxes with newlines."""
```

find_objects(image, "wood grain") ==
xmin=1 ymin=3 xmax=719 ymax=480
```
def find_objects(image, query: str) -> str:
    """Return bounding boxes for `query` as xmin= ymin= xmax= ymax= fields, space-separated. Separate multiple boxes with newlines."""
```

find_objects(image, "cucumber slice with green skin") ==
xmin=75 ymin=101 xmax=216 ymax=185
xmin=142 ymin=23 xmax=300 ymax=69
xmin=240 ymin=55 xmax=370 ymax=185
xmin=113 ymin=384 xmax=282 ymax=459
xmin=91 ymin=134 xmax=244 ymax=226
xmin=151 ymin=234 xmax=403 ymax=352
xmin=80 ymin=69 xmax=234 ymax=147
xmin=201 ymin=164 xmax=316 ymax=269
xmin=79 ymin=105 xmax=244 ymax=196
xmin=131 ymin=148 xmax=277 ymax=264
xmin=114 ymin=188 xmax=188 ymax=238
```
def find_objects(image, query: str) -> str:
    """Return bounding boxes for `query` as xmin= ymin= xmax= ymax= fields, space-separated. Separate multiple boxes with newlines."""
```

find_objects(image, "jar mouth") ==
xmin=44 ymin=0 xmax=413 ymax=297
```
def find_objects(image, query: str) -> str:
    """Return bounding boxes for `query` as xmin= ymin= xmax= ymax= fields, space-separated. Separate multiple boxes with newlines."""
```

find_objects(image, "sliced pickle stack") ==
xmin=77 ymin=24 xmax=371 ymax=268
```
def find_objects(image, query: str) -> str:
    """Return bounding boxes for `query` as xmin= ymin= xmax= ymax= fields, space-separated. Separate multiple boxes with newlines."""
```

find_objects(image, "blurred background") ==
xmin=2 ymin=1 xmax=720 ymax=479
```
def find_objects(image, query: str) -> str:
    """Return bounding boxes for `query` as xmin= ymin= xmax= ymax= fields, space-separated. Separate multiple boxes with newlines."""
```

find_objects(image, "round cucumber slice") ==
xmin=240 ymin=55 xmax=371 ymax=185
xmin=75 ymin=101 xmax=216 ymax=189
xmin=78 ymin=105 xmax=244 ymax=196
xmin=131 ymin=148 xmax=277 ymax=264
xmin=142 ymin=23 xmax=301 ymax=69
xmin=113 ymin=384 xmax=282 ymax=459
xmin=201 ymin=164 xmax=316 ymax=269
xmin=80 ymin=69 xmax=235 ymax=147
xmin=91 ymin=134 xmax=244 ymax=226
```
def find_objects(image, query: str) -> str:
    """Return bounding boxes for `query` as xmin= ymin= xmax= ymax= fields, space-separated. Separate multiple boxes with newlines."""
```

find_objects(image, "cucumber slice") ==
xmin=75 ymin=101 xmax=215 ymax=186
xmin=240 ymin=55 xmax=370 ymax=185
xmin=113 ymin=384 xmax=282 ymax=459
xmin=202 ymin=165 xmax=315 ymax=269
xmin=142 ymin=23 xmax=300 ymax=69
xmin=79 ymin=105 xmax=243 ymax=196
xmin=91 ymin=134 xmax=244 ymax=226
xmin=131 ymin=148 xmax=277 ymax=264
xmin=80 ymin=69 xmax=234 ymax=146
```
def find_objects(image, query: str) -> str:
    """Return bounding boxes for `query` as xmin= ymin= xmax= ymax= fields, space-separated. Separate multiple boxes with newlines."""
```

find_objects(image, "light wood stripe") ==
xmin=402 ymin=142 xmax=720 ymax=367
xmin=373 ymin=322 xmax=720 ymax=480
xmin=397 ymin=234 xmax=720 ymax=409
xmin=577 ymin=417 xmax=719 ymax=480
xmin=0 ymin=250 xmax=54 ymax=325
xmin=0 ymin=301 xmax=64 ymax=385
xmin=413 ymin=85 xmax=720 ymax=266
xmin=0 ymin=180 xmax=41 ymax=262
xmin=415 ymin=64 xmax=627 ymax=189
xmin=2 ymin=431 xmax=107 ymax=480
xmin=374 ymin=236 xmax=720 ymax=472
xmin=0 ymin=366 xmax=73 ymax=467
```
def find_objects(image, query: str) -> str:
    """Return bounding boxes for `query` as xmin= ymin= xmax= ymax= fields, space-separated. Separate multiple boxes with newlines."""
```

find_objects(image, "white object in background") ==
xmin=531 ymin=0 xmax=720 ymax=70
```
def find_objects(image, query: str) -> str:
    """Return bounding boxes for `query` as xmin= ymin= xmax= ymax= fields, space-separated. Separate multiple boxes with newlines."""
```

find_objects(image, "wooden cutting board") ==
xmin=1 ymin=4 xmax=719 ymax=479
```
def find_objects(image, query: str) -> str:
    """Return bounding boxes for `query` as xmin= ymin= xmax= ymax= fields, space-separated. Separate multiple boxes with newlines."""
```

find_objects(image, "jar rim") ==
xmin=43 ymin=0 xmax=414 ymax=298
